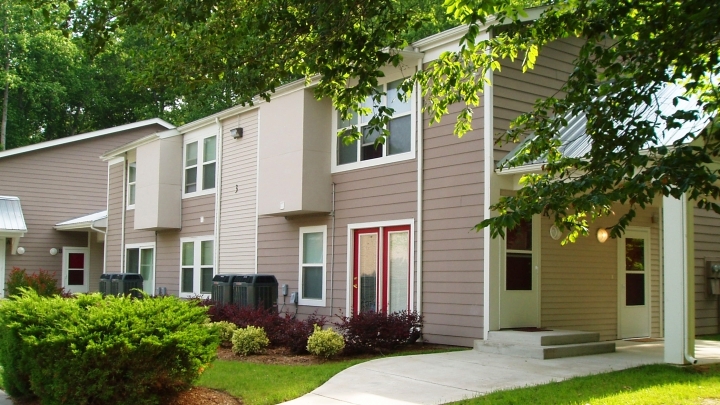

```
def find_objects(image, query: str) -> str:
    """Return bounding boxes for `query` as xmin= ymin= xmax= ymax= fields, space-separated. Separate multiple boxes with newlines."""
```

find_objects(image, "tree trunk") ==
xmin=1 ymin=16 xmax=8 ymax=150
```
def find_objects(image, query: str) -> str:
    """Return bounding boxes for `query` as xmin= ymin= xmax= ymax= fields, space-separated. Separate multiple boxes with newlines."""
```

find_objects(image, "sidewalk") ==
xmin=282 ymin=340 xmax=720 ymax=405
xmin=0 ymin=391 xmax=11 ymax=405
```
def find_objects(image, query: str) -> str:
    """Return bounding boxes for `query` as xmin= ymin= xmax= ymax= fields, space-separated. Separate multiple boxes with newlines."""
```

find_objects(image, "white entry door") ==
xmin=618 ymin=227 xmax=651 ymax=338
xmin=63 ymin=247 xmax=90 ymax=293
xmin=0 ymin=237 xmax=5 ymax=298
xmin=499 ymin=217 xmax=540 ymax=328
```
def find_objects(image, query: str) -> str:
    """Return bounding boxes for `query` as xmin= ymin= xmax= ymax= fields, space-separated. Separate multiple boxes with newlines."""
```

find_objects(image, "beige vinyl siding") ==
xmin=0 ymin=124 xmax=164 ymax=280
xmin=181 ymin=194 xmax=215 ymax=236
xmin=218 ymin=110 xmax=258 ymax=273
xmin=105 ymin=161 xmax=124 ymax=274
xmin=155 ymin=231 xmax=181 ymax=296
xmin=422 ymin=100 xmax=485 ymax=347
xmin=693 ymin=206 xmax=720 ymax=336
xmin=539 ymin=204 xmax=661 ymax=341
xmin=88 ymin=233 xmax=104 ymax=291
xmin=492 ymin=37 xmax=584 ymax=160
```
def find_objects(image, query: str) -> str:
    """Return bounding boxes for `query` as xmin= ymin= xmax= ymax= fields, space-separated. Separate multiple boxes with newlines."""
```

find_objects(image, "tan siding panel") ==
xmin=694 ymin=206 xmax=720 ymax=336
xmin=1 ymin=124 xmax=165 ymax=280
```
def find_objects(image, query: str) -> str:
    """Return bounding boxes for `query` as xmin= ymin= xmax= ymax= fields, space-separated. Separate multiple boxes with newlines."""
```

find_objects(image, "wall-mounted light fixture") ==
xmin=549 ymin=225 xmax=562 ymax=240
xmin=16 ymin=247 xmax=25 ymax=255
xmin=49 ymin=248 xmax=59 ymax=256
xmin=230 ymin=127 xmax=243 ymax=139
xmin=596 ymin=228 xmax=609 ymax=243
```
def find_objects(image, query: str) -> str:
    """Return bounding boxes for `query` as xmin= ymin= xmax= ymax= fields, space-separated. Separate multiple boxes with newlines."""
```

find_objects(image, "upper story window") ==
xmin=332 ymin=78 xmax=414 ymax=173
xmin=127 ymin=162 xmax=136 ymax=208
xmin=184 ymin=135 xmax=216 ymax=197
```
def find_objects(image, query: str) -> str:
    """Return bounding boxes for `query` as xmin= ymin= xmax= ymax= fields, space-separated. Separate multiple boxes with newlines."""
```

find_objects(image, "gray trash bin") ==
xmin=112 ymin=274 xmax=144 ymax=298
xmin=232 ymin=274 xmax=278 ymax=311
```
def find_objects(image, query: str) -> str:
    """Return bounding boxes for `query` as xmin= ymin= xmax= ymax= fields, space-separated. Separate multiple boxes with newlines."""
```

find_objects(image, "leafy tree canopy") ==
xmin=21 ymin=0 xmax=720 ymax=241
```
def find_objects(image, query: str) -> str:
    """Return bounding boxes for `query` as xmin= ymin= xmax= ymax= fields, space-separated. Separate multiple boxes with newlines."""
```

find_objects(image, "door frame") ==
xmin=617 ymin=226 xmax=652 ymax=338
xmin=498 ymin=214 xmax=541 ymax=329
xmin=62 ymin=246 xmax=90 ymax=293
xmin=346 ymin=219 xmax=414 ymax=315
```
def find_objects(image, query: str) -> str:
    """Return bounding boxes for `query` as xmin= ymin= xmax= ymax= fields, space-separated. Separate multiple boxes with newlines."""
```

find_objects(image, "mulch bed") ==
xmin=11 ymin=343 xmax=451 ymax=405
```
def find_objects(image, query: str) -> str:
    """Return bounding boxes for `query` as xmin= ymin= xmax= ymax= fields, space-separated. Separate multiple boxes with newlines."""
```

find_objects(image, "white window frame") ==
xmin=127 ymin=162 xmax=136 ymax=209
xmin=298 ymin=225 xmax=327 ymax=306
xmin=331 ymin=78 xmax=416 ymax=173
xmin=125 ymin=242 xmax=156 ymax=294
xmin=179 ymin=236 xmax=215 ymax=298
xmin=183 ymin=127 xmax=217 ymax=199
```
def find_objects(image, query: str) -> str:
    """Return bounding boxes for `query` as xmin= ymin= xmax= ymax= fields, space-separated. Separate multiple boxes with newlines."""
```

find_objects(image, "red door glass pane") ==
xmin=68 ymin=253 xmax=85 ymax=269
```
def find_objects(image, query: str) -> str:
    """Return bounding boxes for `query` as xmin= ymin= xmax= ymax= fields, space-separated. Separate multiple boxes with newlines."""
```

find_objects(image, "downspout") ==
xmin=103 ymin=163 xmax=110 ymax=274
xmin=254 ymin=110 xmax=261 ymax=273
xmin=415 ymin=50 xmax=424 ymax=315
xmin=683 ymin=197 xmax=697 ymax=364
xmin=482 ymin=43 xmax=495 ymax=340
xmin=214 ymin=118 xmax=223 ymax=272
xmin=120 ymin=154 xmax=127 ymax=273
xmin=329 ymin=183 xmax=336 ymax=316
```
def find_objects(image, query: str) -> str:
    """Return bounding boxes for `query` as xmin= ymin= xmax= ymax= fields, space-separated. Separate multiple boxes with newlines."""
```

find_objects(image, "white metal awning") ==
xmin=0 ymin=196 xmax=27 ymax=237
xmin=55 ymin=210 xmax=107 ymax=232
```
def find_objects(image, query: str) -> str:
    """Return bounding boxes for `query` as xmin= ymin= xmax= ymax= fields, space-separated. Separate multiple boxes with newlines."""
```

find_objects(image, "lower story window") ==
xmin=180 ymin=237 xmax=214 ymax=298
xmin=126 ymin=244 xmax=155 ymax=294
xmin=299 ymin=226 xmax=327 ymax=306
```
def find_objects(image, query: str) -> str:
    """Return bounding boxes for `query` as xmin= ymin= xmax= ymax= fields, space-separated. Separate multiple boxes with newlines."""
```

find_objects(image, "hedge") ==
xmin=0 ymin=290 xmax=218 ymax=405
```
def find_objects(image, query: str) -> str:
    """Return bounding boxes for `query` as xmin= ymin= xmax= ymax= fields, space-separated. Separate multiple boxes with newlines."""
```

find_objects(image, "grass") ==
xmin=698 ymin=334 xmax=720 ymax=342
xmin=197 ymin=347 xmax=463 ymax=405
xmin=451 ymin=363 xmax=720 ymax=405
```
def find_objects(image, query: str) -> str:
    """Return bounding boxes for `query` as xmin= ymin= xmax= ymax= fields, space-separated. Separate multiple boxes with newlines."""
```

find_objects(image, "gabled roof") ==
xmin=0 ymin=196 xmax=27 ymax=236
xmin=55 ymin=210 xmax=107 ymax=231
xmin=0 ymin=118 xmax=175 ymax=160
xmin=498 ymin=83 xmax=711 ymax=173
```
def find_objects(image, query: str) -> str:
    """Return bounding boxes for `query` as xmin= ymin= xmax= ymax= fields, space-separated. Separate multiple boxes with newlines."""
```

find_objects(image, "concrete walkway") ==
xmin=283 ymin=340 xmax=720 ymax=405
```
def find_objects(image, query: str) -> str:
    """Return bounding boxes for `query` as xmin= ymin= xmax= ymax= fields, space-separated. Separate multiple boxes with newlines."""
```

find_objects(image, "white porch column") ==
xmin=663 ymin=195 xmax=696 ymax=364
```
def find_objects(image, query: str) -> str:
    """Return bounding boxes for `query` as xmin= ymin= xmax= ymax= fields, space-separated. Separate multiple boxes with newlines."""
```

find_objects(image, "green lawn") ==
xmin=197 ymin=347 xmax=462 ymax=405
xmin=451 ymin=364 xmax=720 ymax=405
xmin=698 ymin=334 xmax=720 ymax=342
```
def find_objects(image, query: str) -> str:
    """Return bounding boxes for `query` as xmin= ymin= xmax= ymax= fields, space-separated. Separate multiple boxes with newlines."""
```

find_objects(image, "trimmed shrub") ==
xmin=0 ymin=290 xmax=218 ymax=405
xmin=335 ymin=310 xmax=423 ymax=355
xmin=306 ymin=325 xmax=345 ymax=359
xmin=231 ymin=326 xmax=269 ymax=356
xmin=213 ymin=321 xmax=237 ymax=347
xmin=203 ymin=301 xmax=327 ymax=354
xmin=5 ymin=267 xmax=63 ymax=297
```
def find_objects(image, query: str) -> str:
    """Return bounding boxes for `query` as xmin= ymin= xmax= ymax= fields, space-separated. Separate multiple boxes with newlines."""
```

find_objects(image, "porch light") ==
xmin=230 ymin=127 xmax=243 ymax=139
xmin=16 ymin=247 xmax=25 ymax=255
xmin=596 ymin=228 xmax=609 ymax=243
xmin=49 ymin=248 xmax=59 ymax=256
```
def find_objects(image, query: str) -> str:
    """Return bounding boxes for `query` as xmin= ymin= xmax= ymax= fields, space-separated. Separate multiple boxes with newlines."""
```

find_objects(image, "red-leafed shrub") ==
xmin=201 ymin=300 xmax=327 ymax=354
xmin=335 ymin=311 xmax=422 ymax=355
xmin=5 ymin=267 xmax=63 ymax=297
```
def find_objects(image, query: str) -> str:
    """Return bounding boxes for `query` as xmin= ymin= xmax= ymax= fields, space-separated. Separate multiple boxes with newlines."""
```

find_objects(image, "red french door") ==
xmin=353 ymin=225 xmax=411 ymax=314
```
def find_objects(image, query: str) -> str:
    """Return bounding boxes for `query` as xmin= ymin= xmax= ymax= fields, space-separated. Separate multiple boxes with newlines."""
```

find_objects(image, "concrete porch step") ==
xmin=474 ymin=329 xmax=615 ymax=360
xmin=487 ymin=329 xmax=601 ymax=346
xmin=474 ymin=339 xmax=616 ymax=360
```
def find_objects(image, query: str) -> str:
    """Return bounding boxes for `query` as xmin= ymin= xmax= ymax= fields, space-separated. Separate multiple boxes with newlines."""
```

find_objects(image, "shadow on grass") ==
xmin=452 ymin=364 xmax=720 ymax=404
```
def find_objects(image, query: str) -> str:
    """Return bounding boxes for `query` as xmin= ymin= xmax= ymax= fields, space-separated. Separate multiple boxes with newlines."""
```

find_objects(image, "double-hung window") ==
xmin=298 ymin=226 xmax=327 ymax=306
xmin=334 ymin=78 xmax=414 ymax=172
xmin=180 ymin=237 xmax=214 ymax=298
xmin=125 ymin=243 xmax=154 ymax=294
xmin=127 ymin=162 xmax=136 ymax=208
xmin=184 ymin=135 xmax=216 ymax=196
